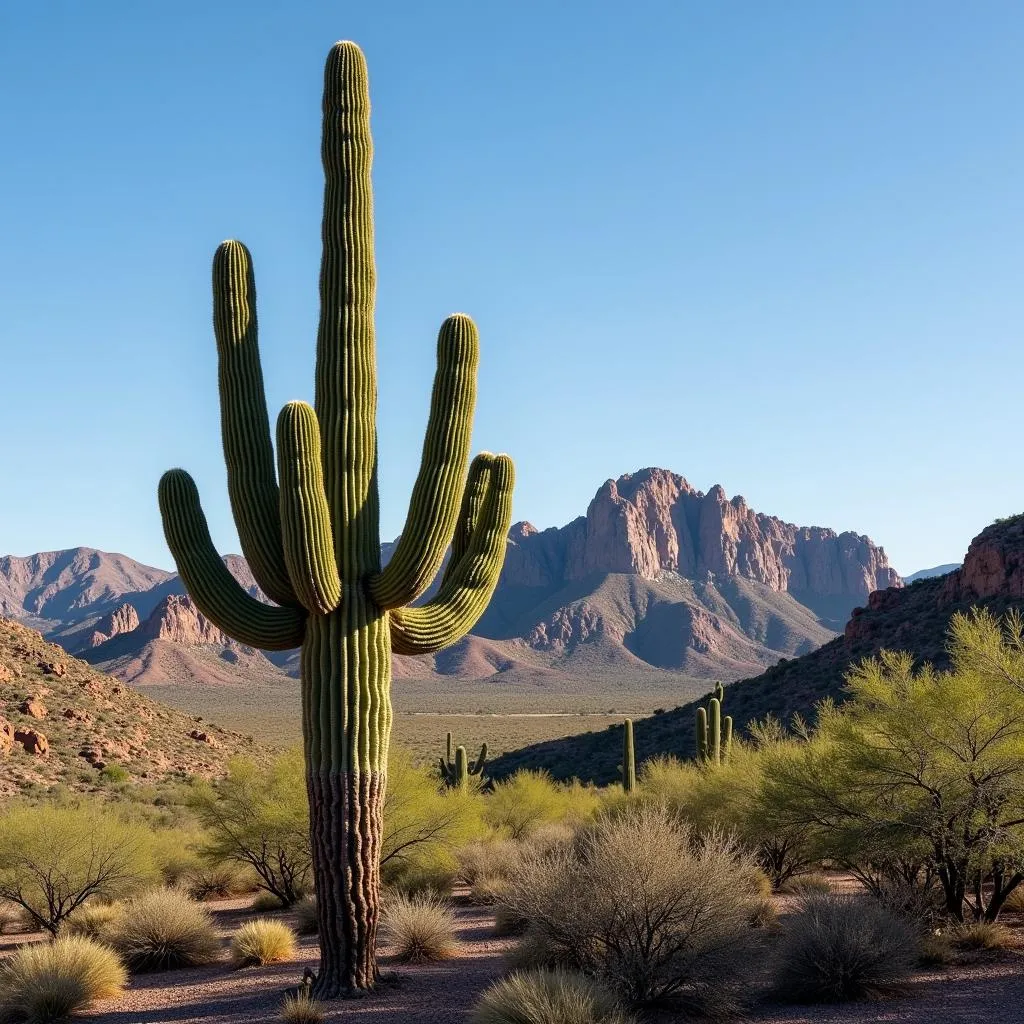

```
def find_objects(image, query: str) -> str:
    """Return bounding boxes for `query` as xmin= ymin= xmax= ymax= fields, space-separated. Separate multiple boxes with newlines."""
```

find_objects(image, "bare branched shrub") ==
xmin=773 ymin=893 xmax=918 ymax=1002
xmin=498 ymin=805 xmax=763 ymax=1011
xmin=472 ymin=968 xmax=635 ymax=1024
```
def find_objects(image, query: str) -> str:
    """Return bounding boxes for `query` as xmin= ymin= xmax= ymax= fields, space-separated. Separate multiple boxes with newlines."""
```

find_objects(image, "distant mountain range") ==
xmin=0 ymin=467 xmax=902 ymax=691
xmin=490 ymin=513 xmax=1024 ymax=783
xmin=903 ymin=563 xmax=961 ymax=583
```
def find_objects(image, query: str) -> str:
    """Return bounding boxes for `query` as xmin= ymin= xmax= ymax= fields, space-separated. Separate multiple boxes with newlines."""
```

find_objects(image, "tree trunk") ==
xmin=302 ymin=600 xmax=392 ymax=996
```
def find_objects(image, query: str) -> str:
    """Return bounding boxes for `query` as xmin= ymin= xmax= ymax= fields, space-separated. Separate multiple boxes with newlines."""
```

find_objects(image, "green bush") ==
xmin=59 ymin=902 xmax=121 ymax=941
xmin=0 ymin=935 xmax=127 ymax=1022
xmin=773 ymin=893 xmax=918 ymax=1002
xmin=231 ymin=919 xmax=298 ymax=967
xmin=106 ymin=888 xmax=220 ymax=971
xmin=498 ymin=805 xmax=763 ymax=1011
xmin=484 ymin=771 xmax=574 ymax=840
xmin=0 ymin=802 xmax=156 ymax=934
xmin=471 ymin=968 xmax=634 ymax=1024
xmin=379 ymin=891 xmax=458 ymax=964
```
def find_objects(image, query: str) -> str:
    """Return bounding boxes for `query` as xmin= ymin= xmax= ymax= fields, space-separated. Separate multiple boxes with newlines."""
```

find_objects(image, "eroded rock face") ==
xmin=942 ymin=516 xmax=1024 ymax=603
xmin=18 ymin=697 xmax=47 ymax=719
xmin=502 ymin=468 xmax=900 ymax=604
xmin=87 ymin=603 xmax=141 ymax=647
xmin=0 ymin=717 xmax=13 ymax=757
xmin=138 ymin=595 xmax=230 ymax=646
xmin=14 ymin=727 xmax=48 ymax=756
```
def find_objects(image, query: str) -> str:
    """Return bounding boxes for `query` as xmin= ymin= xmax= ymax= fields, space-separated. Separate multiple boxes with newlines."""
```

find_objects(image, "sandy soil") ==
xmin=3 ymin=891 xmax=1024 ymax=1023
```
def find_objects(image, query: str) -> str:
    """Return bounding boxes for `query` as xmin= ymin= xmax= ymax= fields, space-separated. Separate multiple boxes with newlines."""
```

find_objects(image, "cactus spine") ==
xmin=157 ymin=41 xmax=514 ymax=996
xmin=696 ymin=683 xmax=733 ymax=765
xmin=622 ymin=718 xmax=636 ymax=793
xmin=439 ymin=733 xmax=488 ymax=789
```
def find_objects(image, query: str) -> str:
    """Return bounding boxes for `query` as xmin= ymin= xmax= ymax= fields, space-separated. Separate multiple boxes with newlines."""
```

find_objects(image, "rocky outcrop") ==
xmin=137 ymin=594 xmax=231 ymax=646
xmin=18 ymin=697 xmax=47 ymax=719
xmin=14 ymin=727 xmax=48 ymax=756
xmin=502 ymin=468 xmax=900 ymax=604
xmin=88 ymin=603 xmax=140 ymax=647
xmin=941 ymin=516 xmax=1024 ymax=603
xmin=0 ymin=717 xmax=12 ymax=756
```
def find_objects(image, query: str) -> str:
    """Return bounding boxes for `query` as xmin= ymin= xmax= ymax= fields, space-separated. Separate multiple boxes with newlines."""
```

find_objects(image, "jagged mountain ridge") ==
xmin=488 ymin=513 xmax=1024 ymax=784
xmin=1 ymin=467 xmax=901 ymax=687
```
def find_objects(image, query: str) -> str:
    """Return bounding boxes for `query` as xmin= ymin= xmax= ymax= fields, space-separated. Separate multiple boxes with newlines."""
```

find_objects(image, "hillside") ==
xmin=1 ymin=467 xmax=901 ymax=690
xmin=904 ymin=563 xmax=960 ymax=583
xmin=489 ymin=514 xmax=1024 ymax=784
xmin=0 ymin=617 xmax=263 ymax=798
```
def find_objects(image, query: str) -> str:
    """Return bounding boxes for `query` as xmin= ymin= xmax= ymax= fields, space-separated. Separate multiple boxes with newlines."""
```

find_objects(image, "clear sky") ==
xmin=1 ymin=1 xmax=1021 ymax=577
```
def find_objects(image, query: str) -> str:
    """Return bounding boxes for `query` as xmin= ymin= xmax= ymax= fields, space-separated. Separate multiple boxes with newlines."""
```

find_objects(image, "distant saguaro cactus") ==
xmin=157 ymin=41 xmax=514 ymax=996
xmin=696 ymin=684 xmax=733 ymax=765
xmin=439 ymin=732 xmax=488 ymax=790
xmin=622 ymin=718 xmax=636 ymax=792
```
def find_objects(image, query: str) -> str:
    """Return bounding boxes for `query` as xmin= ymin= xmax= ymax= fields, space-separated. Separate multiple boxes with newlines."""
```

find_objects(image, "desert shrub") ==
xmin=499 ymin=805 xmax=764 ymax=1010
xmin=520 ymin=821 xmax=576 ymax=858
xmin=379 ymin=892 xmax=458 ymax=964
xmin=280 ymin=993 xmax=325 ymax=1024
xmin=457 ymin=838 xmax=522 ymax=888
xmin=252 ymin=893 xmax=285 ymax=913
xmin=0 ymin=935 xmax=127 ymax=1022
xmin=773 ymin=893 xmax=918 ymax=1002
xmin=471 ymin=968 xmax=634 ymax=1024
xmin=106 ymin=888 xmax=220 ymax=971
xmin=148 ymin=829 xmax=205 ymax=888
xmin=782 ymin=873 xmax=832 ymax=895
xmin=182 ymin=862 xmax=258 ymax=901
xmin=493 ymin=903 xmax=529 ymax=938
xmin=59 ymin=902 xmax=121 ymax=941
xmin=0 ymin=802 xmax=156 ymax=934
xmin=484 ymin=771 xmax=572 ymax=840
xmin=918 ymin=929 xmax=954 ymax=965
xmin=294 ymin=897 xmax=318 ymax=936
xmin=191 ymin=751 xmax=311 ymax=907
xmin=0 ymin=902 xmax=28 ymax=936
xmin=952 ymin=920 xmax=1015 ymax=950
xmin=231 ymin=919 xmax=297 ymax=967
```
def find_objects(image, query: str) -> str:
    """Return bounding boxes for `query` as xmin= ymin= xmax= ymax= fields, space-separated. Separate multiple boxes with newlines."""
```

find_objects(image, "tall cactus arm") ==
xmin=441 ymin=452 xmax=492 ymax=587
xmin=369 ymin=314 xmax=478 ymax=609
xmin=389 ymin=454 xmax=514 ymax=655
xmin=212 ymin=240 xmax=298 ymax=608
xmin=276 ymin=402 xmax=342 ymax=615
xmin=158 ymin=469 xmax=307 ymax=649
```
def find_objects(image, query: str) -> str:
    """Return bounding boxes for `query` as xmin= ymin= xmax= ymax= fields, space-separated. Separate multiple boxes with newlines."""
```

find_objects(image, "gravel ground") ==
xmin=4 ymin=893 xmax=1024 ymax=1023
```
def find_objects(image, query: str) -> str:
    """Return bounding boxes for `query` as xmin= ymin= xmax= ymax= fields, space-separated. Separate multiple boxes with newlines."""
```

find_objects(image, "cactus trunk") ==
xmin=622 ymin=719 xmax=636 ymax=793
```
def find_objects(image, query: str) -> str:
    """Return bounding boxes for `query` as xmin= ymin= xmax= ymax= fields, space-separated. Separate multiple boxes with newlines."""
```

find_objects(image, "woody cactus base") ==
xmin=158 ymin=41 xmax=513 ymax=995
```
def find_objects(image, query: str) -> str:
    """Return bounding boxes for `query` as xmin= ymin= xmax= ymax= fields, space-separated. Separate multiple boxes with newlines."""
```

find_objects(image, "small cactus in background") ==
xmin=696 ymin=683 xmax=733 ymax=765
xmin=622 ymin=719 xmax=636 ymax=793
xmin=439 ymin=732 xmax=488 ymax=790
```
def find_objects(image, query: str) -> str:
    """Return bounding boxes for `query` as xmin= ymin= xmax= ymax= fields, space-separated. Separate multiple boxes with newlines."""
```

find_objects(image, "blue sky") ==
xmin=1 ymin=1 xmax=1021 ymax=576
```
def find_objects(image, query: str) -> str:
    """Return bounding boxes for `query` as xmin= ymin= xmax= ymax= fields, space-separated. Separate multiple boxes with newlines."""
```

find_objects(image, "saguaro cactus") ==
xmin=157 ymin=41 xmax=514 ymax=996
xmin=439 ymin=733 xmax=488 ymax=789
xmin=696 ymin=686 xmax=733 ymax=765
xmin=622 ymin=718 xmax=636 ymax=793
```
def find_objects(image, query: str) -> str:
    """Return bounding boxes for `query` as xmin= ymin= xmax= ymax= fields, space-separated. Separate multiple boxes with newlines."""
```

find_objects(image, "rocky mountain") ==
xmin=1 ymin=467 xmax=901 ymax=688
xmin=489 ymin=513 xmax=1024 ymax=784
xmin=904 ymin=563 xmax=961 ymax=583
xmin=0 ymin=617 xmax=264 ymax=797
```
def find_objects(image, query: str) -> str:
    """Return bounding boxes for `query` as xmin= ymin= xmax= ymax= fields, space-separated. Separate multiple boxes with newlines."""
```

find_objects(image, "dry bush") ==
xmin=493 ymin=903 xmax=529 ymax=938
xmin=0 ymin=902 xmax=28 ymax=936
xmin=773 ymin=892 xmax=918 ymax=1002
xmin=280 ymin=992 xmax=325 ymax=1024
xmin=781 ymin=873 xmax=832 ymax=895
xmin=918 ymin=929 xmax=954 ymax=965
xmin=499 ymin=805 xmax=764 ymax=1011
xmin=379 ymin=892 xmax=458 ymax=964
xmin=0 ymin=935 xmax=127 ymax=1022
xmin=952 ymin=921 xmax=1015 ymax=951
xmin=182 ymin=862 xmax=257 ymax=901
xmin=231 ymin=919 xmax=297 ymax=967
xmin=382 ymin=852 xmax=457 ymax=898
xmin=106 ymin=888 xmax=220 ymax=971
xmin=294 ymin=897 xmax=318 ymax=936
xmin=252 ymin=893 xmax=285 ymax=913
xmin=59 ymin=902 xmax=121 ymax=941
xmin=472 ymin=968 xmax=634 ymax=1024
xmin=457 ymin=839 xmax=522 ymax=888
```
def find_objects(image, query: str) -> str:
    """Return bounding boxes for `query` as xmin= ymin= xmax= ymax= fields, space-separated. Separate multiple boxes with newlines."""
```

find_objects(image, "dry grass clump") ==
xmin=471 ymin=968 xmax=634 ymax=1024
xmin=280 ymin=992 xmax=325 ymax=1024
xmin=60 ymin=902 xmax=121 ymax=941
xmin=105 ymin=888 xmax=220 ymax=971
xmin=182 ymin=862 xmax=257 ymax=901
xmin=918 ymin=929 xmax=955 ymax=965
xmin=231 ymin=919 xmax=298 ymax=968
xmin=499 ymin=805 xmax=764 ymax=1012
xmin=252 ymin=893 xmax=286 ymax=913
xmin=379 ymin=892 xmax=458 ymax=964
xmin=952 ymin=920 xmax=1015 ymax=951
xmin=294 ymin=897 xmax=319 ymax=936
xmin=0 ymin=935 xmax=127 ymax=1022
xmin=457 ymin=839 xmax=522 ymax=890
xmin=773 ymin=892 xmax=918 ymax=1002
xmin=781 ymin=873 xmax=832 ymax=895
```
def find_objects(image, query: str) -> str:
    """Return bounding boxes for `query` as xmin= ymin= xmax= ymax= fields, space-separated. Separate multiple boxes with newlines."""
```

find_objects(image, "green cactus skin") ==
xmin=695 ymin=687 xmax=731 ymax=765
xmin=439 ymin=737 xmax=488 ymax=789
xmin=696 ymin=706 xmax=709 ymax=762
xmin=724 ymin=714 xmax=734 ymax=758
xmin=157 ymin=41 xmax=514 ymax=996
xmin=622 ymin=719 xmax=636 ymax=793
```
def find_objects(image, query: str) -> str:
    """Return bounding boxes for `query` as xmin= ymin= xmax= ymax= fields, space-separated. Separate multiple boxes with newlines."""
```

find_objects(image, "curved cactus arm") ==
xmin=470 ymin=742 xmax=488 ymax=775
xmin=441 ymin=453 xmax=492 ymax=587
xmin=276 ymin=401 xmax=342 ymax=615
xmin=158 ymin=470 xmax=307 ymax=649
xmin=212 ymin=240 xmax=298 ymax=608
xmin=388 ymin=455 xmax=514 ymax=655
xmin=369 ymin=315 xmax=478 ymax=609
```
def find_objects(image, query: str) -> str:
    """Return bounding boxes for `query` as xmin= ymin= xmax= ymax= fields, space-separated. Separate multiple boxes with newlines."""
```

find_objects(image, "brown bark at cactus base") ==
xmin=309 ymin=770 xmax=385 ymax=996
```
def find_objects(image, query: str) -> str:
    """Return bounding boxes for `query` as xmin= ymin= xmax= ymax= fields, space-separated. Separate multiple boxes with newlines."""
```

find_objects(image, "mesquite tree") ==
xmin=157 ymin=41 xmax=514 ymax=994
